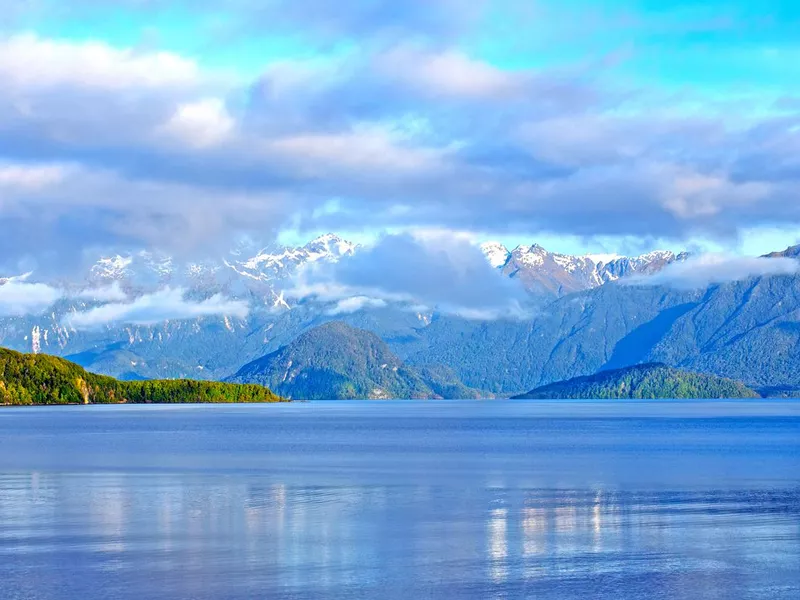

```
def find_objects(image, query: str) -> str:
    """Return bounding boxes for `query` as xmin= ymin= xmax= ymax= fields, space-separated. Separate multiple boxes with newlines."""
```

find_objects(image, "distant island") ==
xmin=513 ymin=363 xmax=760 ymax=399
xmin=0 ymin=348 xmax=283 ymax=405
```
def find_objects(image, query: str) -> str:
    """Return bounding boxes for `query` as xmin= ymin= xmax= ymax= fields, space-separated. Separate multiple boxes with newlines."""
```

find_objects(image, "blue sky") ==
xmin=1 ymin=0 xmax=800 ymax=269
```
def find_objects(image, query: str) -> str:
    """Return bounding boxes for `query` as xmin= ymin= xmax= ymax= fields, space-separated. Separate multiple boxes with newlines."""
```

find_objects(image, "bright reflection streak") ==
xmin=488 ymin=507 xmax=508 ymax=584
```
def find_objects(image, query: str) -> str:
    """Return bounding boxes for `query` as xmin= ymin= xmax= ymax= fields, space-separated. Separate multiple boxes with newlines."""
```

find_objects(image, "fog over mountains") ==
xmin=2 ymin=232 xmax=800 ymax=396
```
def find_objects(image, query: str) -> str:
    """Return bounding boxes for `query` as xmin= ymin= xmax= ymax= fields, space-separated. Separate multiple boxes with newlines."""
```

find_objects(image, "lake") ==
xmin=1 ymin=400 xmax=799 ymax=599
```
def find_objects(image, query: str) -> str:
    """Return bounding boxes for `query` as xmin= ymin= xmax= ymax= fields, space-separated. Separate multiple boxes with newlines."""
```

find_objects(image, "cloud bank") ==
xmin=64 ymin=288 xmax=249 ymax=330
xmin=1 ymin=2 xmax=800 ymax=271
xmin=0 ymin=278 xmax=62 ymax=317
xmin=627 ymin=254 xmax=800 ymax=289
xmin=289 ymin=233 xmax=531 ymax=319
xmin=73 ymin=282 xmax=128 ymax=303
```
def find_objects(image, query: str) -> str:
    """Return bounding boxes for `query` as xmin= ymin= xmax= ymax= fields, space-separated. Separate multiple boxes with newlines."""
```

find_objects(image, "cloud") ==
xmin=374 ymin=46 xmax=524 ymax=99
xmin=327 ymin=296 xmax=387 ymax=315
xmin=0 ymin=165 xmax=294 ymax=274
xmin=0 ymin=33 xmax=199 ymax=90
xmin=0 ymin=277 xmax=62 ymax=316
xmin=626 ymin=254 xmax=800 ymax=289
xmin=64 ymin=287 xmax=249 ymax=329
xmin=73 ymin=282 xmax=128 ymax=303
xmin=264 ymin=128 xmax=449 ymax=176
xmin=288 ymin=232 xmax=531 ymax=319
xmin=239 ymin=49 xmax=800 ymax=243
xmin=158 ymin=98 xmax=235 ymax=148
xmin=2 ymin=10 xmax=800 ymax=270
xmin=0 ymin=163 xmax=69 ymax=192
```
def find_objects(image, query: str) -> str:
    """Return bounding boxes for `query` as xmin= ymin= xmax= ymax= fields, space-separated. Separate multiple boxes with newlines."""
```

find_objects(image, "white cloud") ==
xmin=159 ymin=98 xmax=235 ymax=148
xmin=0 ymin=279 xmax=62 ymax=316
xmin=659 ymin=167 xmax=771 ymax=220
xmin=327 ymin=296 xmax=388 ymax=315
xmin=265 ymin=128 xmax=448 ymax=175
xmin=73 ymin=282 xmax=128 ymax=303
xmin=377 ymin=47 xmax=522 ymax=99
xmin=627 ymin=253 xmax=800 ymax=289
xmin=288 ymin=232 xmax=531 ymax=319
xmin=0 ymin=165 xmax=294 ymax=269
xmin=0 ymin=163 xmax=69 ymax=193
xmin=2 ymin=27 xmax=800 ymax=270
xmin=0 ymin=33 xmax=199 ymax=91
xmin=64 ymin=287 xmax=249 ymax=329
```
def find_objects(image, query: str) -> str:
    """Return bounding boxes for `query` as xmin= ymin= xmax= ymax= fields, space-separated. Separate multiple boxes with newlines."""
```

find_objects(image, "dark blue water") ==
xmin=1 ymin=401 xmax=800 ymax=599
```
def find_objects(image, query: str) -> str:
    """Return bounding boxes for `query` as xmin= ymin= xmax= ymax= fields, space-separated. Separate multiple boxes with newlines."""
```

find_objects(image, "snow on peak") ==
xmin=480 ymin=241 xmax=510 ymax=268
xmin=484 ymin=240 xmax=684 ymax=296
xmin=225 ymin=234 xmax=358 ymax=283
xmin=510 ymin=243 xmax=549 ymax=268
xmin=91 ymin=255 xmax=133 ymax=280
xmin=514 ymin=243 xmax=547 ymax=254
xmin=583 ymin=253 xmax=623 ymax=265
xmin=634 ymin=250 xmax=675 ymax=263
xmin=242 ymin=247 xmax=305 ymax=271
xmin=303 ymin=233 xmax=357 ymax=261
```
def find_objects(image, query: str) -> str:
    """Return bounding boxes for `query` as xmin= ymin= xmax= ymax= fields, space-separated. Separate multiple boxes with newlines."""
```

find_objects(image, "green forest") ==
xmin=515 ymin=363 xmax=760 ymax=399
xmin=0 ymin=348 xmax=284 ymax=405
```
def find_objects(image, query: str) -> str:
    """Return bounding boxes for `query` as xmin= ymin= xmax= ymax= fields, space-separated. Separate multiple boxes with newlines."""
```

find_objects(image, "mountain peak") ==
xmin=513 ymin=243 xmax=547 ymax=253
xmin=763 ymin=245 xmax=800 ymax=259
xmin=230 ymin=322 xmax=428 ymax=399
xmin=583 ymin=253 xmax=623 ymax=265
xmin=90 ymin=255 xmax=134 ymax=280
xmin=308 ymin=233 xmax=345 ymax=244
xmin=303 ymin=233 xmax=357 ymax=260
xmin=480 ymin=241 xmax=511 ymax=268
xmin=497 ymin=242 xmax=683 ymax=297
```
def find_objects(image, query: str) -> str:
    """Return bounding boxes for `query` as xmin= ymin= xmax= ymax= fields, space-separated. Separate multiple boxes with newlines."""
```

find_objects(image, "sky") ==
xmin=2 ymin=0 xmax=800 ymax=274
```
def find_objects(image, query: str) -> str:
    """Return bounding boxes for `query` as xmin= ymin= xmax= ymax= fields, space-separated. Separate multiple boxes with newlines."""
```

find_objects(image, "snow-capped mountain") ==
xmin=0 ymin=234 xmax=360 ymax=373
xmin=0 ymin=233 xmax=690 ymax=382
xmin=480 ymin=242 xmax=686 ymax=298
xmin=481 ymin=242 xmax=512 ymax=269
xmin=223 ymin=234 xmax=357 ymax=283
xmin=83 ymin=234 xmax=358 ymax=299
xmin=6 ymin=235 xmax=800 ymax=399
xmin=90 ymin=252 xmax=175 ymax=285
xmin=85 ymin=234 xmax=677 ymax=302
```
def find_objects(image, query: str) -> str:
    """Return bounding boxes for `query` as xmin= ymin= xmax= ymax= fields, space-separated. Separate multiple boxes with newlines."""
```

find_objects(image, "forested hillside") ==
xmin=398 ymin=271 xmax=800 ymax=395
xmin=514 ymin=363 xmax=760 ymax=399
xmin=0 ymin=348 xmax=283 ymax=405
xmin=229 ymin=321 xmax=482 ymax=399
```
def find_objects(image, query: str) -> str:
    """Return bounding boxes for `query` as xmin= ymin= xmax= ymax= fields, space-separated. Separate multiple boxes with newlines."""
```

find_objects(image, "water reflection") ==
xmin=2 ymin=473 xmax=800 ymax=599
xmin=1 ymin=402 xmax=800 ymax=599
xmin=488 ymin=507 xmax=508 ymax=583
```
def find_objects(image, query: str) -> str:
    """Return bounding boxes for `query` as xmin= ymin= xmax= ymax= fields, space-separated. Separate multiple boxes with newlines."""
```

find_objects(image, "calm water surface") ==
xmin=1 ymin=400 xmax=800 ymax=599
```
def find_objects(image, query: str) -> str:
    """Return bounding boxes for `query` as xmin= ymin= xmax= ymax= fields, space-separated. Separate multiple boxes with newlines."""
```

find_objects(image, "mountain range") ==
xmin=480 ymin=241 xmax=686 ymax=299
xmin=0 ymin=234 xmax=684 ymax=381
xmin=2 ymin=234 xmax=800 ymax=398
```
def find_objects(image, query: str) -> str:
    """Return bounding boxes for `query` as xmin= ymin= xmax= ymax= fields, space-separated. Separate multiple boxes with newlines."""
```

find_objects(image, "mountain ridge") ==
xmin=481 ymin=241 xmax=686 ymax=298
